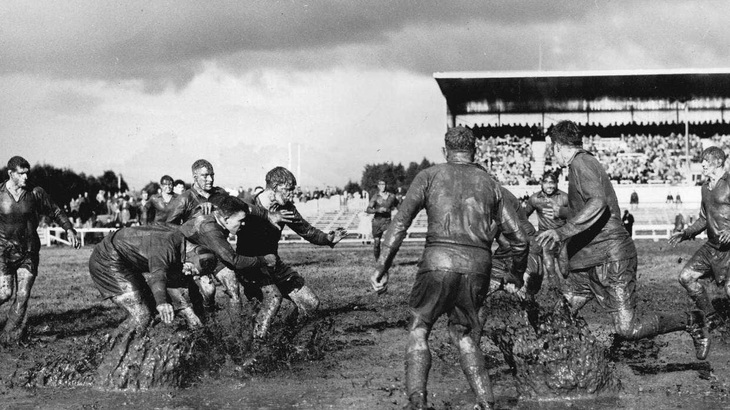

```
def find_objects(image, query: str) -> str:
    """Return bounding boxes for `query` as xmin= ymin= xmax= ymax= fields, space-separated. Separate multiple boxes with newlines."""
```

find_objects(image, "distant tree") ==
xmin=343 ymin=180 xmax=362 ymax=195
xmin=143 ymin=182 xmax=160 ymax=195
xmin=361 ymin=158 xmax=434 ymax=195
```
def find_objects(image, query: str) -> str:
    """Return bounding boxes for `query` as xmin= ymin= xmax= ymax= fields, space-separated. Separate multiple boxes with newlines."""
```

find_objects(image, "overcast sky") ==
xmin=2 ymin=0 xmax=729 ymax=190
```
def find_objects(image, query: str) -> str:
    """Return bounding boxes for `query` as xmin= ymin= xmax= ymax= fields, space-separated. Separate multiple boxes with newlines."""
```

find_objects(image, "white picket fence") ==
xmin=38 ymin=223 xmax=694 ymax=247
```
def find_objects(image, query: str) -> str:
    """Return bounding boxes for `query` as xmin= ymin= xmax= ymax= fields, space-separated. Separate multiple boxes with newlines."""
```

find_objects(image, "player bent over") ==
xmin=371 ymin=127 xmax=527 ymax=410
xmin=179 ymin=196 xmax=278 ymax=315
xmin=213 ymin=167 xmax=347 ymax=343
xmin=89 ymin=224 xmax=217 ymax=331
xmin=0 ymin=156 xmax=80 ymax=344
xmin=537 ymin=120 xmax=710 ymax=360
xmin=671 ymin=146 xmax=730 ymax=333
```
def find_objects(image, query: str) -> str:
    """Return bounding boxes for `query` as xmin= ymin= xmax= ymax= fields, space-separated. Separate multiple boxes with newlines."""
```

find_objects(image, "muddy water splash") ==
xmin=18 ymin=322 xmax=204 ymax=390
xmin=483 ymin=292 xmax=619 ymax=399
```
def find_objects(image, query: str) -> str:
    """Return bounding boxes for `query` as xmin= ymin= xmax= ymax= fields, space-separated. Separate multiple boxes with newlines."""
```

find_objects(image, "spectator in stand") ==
xmin=630 ymin=190 xmax=639 ymax=210
xmin=173 ymin=179 xmax=186 ymax=196
xmin=622 ymin=210 xmax=635 ymax=237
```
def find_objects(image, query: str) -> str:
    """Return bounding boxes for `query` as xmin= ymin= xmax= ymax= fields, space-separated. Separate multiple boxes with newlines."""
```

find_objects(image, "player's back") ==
xmin=416 ymin=162 xmax=502 ymax=250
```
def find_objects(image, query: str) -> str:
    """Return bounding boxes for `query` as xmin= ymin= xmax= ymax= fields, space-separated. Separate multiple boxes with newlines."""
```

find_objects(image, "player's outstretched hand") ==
xmin=668 ymin=230 xmax=687 ymax=246
xmin=328 ymin=227 xmax=348 ymax=244
xmin=370 ymin=269 xmax=389 ymax=294
xmin=536 ymin=229 xmax=560 ymax=248
xmin=156 ymin=303 xmax=175 ymax=324
xmin=67 ymin=228 xmax=81 ymax=249
xmin=269 ymin=209 xmax=295 ymax=225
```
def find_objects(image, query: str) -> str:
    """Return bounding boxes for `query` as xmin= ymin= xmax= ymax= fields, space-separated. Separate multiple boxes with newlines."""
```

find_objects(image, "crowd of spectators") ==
xmin=469 ymin=123 xmax=543 ymax=140
xmin=474 ymin=135 xmax=537 ymax=185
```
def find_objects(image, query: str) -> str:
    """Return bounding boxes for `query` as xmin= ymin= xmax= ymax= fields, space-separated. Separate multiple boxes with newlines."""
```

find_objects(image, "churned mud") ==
xmin=1 ymin=242 xmax=730 ymax=409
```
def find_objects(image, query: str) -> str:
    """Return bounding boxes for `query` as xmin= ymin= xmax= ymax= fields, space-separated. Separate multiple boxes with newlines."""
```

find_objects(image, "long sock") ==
xmin=618 ymin=312 xmax=687 ymax=340
xmin=405 ymin=349 xmax=431 ymax=404
xmin=687 ymin=284 xmax=715 ymax=314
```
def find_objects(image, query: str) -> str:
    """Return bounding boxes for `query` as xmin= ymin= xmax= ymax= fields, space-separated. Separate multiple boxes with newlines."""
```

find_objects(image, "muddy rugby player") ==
xmin=536 ymin=120 xmax=711 ymax=360
xmin=142 ymin=174 xmax=178 ymax=224
xmin=524 ymin=171 xmax=570 ymax=281
xmin=371 ymin=126 xmax=528 ymax=410
xmin=671 ymin=146 xmax=730 ymax=335
xmin=366 ymin=179 xmax=399 ymax=261
xmin=212 ymin=167 xmax=347 ymax=346
xmin=0 ymin=156 xmax=80 ymax=344
xmin=89 ymin=224 xmax=217 ymax=329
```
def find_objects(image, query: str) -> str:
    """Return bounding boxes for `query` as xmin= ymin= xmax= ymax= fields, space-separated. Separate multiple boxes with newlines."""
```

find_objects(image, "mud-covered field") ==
xmin=2 ymin=240 xmax=730 ymax=409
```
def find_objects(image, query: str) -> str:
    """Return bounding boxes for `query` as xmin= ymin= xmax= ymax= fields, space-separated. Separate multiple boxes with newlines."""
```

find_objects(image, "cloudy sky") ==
xmin=2 ymin=0 xmax=729 ymax=190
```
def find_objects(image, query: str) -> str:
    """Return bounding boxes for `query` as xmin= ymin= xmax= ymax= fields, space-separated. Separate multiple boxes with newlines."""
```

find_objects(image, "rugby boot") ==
xmin=687 ymin=310 xmax=711 ymax=360
xmin=404 ymin=391 xmax=429 ymax=410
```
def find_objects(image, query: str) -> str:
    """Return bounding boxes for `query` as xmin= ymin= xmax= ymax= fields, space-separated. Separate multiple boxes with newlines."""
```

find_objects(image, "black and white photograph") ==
xmin=2 ymin=1 xmax=730 ymax=409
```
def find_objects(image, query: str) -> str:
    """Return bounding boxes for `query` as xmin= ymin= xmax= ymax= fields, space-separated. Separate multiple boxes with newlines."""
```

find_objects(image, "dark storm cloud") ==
xmin=2 ymin=0 xmax=724 ymax=88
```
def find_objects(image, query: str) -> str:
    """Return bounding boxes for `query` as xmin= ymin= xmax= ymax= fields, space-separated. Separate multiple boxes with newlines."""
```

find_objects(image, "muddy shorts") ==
xmin=0 ymin=249 xmax=39 ymax=277
xmin=88 ymin=246 xmax=149 ymax=299
xmin=563 ymin=257 xmax=638 ymax=312
xmin=238 ymin=262 xmax=305 ymax=300
xmin=409 ymin=269 xmax=489 ymax=331
xmin=684 ymin=242 xmax=730 ymax=284
xmin=371 ymin=217 xmax=391 ymax=238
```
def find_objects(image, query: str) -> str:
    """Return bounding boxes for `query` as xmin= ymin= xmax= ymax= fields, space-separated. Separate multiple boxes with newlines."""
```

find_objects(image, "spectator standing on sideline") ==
xmin=630 ymin=190 xmax=639 ymax=210
xmin=0 ymin=156 xmax=80 ymax=344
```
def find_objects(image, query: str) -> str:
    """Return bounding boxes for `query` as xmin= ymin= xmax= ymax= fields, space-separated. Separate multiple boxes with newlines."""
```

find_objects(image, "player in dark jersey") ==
xmin=537 ymin=120 xmax=710 ymax=360
xmin=366 ymin=180 xmax=399 ymax=260
xmin=671 ymin=146 xmax=730 ymax=336
xmin=166 ymin=159 xmax=229 ymax=225
xmin=524 ymin=171 xmax=569 ymax=282
xmin=89 ymin=224 xmax=217 ymax=331
xmin=142 ymin=175 xmax=178 ymax=224
xmin=0 ymin=156 xmax=80 ymax=344
xmin=371 ymin=127 xmax=527 ymax=410
xmin=214 ymin=167 xmax=346 ymax=342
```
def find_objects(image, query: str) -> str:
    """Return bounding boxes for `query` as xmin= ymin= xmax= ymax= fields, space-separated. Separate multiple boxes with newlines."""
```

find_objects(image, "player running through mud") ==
xmin=536 ymin=120 xmax=711 ymax=360
xmin=371 ymin=126 xmax=528 ymax=410
xmin=0 ymin=156 xmax=80 ymax=344
xmin=211 ymin=167 xmax=347 ymax=360
xmin=88 ymin=224 xmax=217 ymax=330
xmin=366 ymin=180 xmax=398 ymax=261
xmin=671 ymin=146 xmax=730 ymax=335
xmin=523 ymin=171 xmax=569 ymax=283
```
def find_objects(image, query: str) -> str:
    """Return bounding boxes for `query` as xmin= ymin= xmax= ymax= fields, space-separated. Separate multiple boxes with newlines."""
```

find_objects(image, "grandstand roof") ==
xmin=434 ymin=68 xmax=730 ymax=115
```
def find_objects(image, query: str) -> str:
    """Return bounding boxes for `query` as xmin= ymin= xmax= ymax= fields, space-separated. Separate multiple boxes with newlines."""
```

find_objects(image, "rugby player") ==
xmin=371 ymin=127 xmax=527 ymax=410
xmin=143 ymin=174 xmax=178 ymax=223
xmin=671 ymin=146 xmax=730 ymax=335
xmin=0 ymin=156 xmax=80 ymax=344
xmin=89 ymin=224 xmax=217 ymax=330
xmin=523 ymin=171 xmax=570 ymax=282
xmin=366 ymin=180 xmax=398 ymax=260
xmin=166 ymin=160 xmax=228 ymax=225
xmin=214 ymin=167 xmax=347 ymax=343
xmin=537 ymin=120 xmax=710 ymax=360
